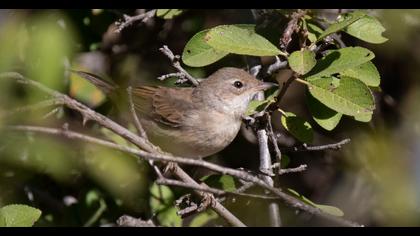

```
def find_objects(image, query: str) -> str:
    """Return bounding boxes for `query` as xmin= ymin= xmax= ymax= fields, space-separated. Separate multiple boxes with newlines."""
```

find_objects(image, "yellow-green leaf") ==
xmin=345 ymin=15 xmax=388 ymax=44
xmin=205 ymin=24 xmax=283 ymax=56
xmin=340 ymin=61 xmax=381 ymax=87
xmin=182 ymin=29 xmax=229 ymax=67
xmin=306 ymin=47 xmax=375 ymax=78
xmin=316 ymin=11 xmax=367 ymax=42
xmin=307 ymin=76 xmax=375 ymax=117
xmin=288 ymin=49 xmax=316 ymax=75
xmin=156 ymin=9 xmax=183 ymax=19
xmin=0 ymin=204 xmax=42 ymax=227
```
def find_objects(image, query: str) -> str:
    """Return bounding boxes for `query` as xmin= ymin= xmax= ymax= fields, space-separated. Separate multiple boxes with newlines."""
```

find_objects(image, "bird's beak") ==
xmin=254 ymin=82 xmax=278 ymax=91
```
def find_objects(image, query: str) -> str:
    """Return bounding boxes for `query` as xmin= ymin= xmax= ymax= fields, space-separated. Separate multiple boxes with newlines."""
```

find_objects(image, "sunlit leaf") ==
xmin=306 ymin=47 xmax=375 ymax=78
xmin=150 ymin=183 xmax=175 ymax=212
xmin=182 ymin=29 xmax=229 ymax=67
xmin=287 ymin=189 xmax=344 ymax=217
xmin=340 ymin=61 xmax=381 ymax=87
xmin=288 ymin=49 xmax=316 ymax=75
xmin=156 ymin=9 xmax=184 ymax=19
xmin=205 ymin=24 xmax=283 ymax=56
xmin=345 ymin=15 xmax=388 ymax=44
xmin=307 ymin=76 xmax=375 ymax=117
xmin=149 ymin=183 xmax=181 ymax=226
xmin=316 ymin=11 xmax=367 ymax=42
xmin=189 ymin=210 xmax=218 ymax=227
xmin=0 ymin=204 xmax=41 ymax=227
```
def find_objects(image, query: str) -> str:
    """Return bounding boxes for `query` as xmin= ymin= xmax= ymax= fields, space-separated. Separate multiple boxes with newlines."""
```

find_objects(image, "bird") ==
xmin=73 ymin=67 xmax=276 ymax=159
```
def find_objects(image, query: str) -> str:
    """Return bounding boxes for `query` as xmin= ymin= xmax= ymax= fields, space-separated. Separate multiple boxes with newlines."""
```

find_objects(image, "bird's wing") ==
xmin=132 ymin=86 xmax=195 ymax=128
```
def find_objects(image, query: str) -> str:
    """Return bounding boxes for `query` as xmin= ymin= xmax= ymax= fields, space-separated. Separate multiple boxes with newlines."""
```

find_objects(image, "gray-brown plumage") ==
xmin=74 ymin=67 xmax=276 ymax=159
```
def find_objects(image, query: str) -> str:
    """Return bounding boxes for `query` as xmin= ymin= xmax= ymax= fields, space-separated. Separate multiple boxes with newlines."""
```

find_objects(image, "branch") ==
xmin=280 ymin=10 xmax=307 ymax=50
xmin=158 ymin=45 xmax=200 ymax=86
xmin=282 ymin=139 xmax=351 ymax=152
xmin=277 ymin=164 xmax=308 ymax=175
xmin=115 ymin=9 xmax=157 ymax=33
xmin=267 ymin=115 xmax=282 ymax=166
xmin=265 ymin=56 xmax=288 ymax=77
xmin=156 ymin=178 xmax=277 ymax=200
xmin=117 ymin=215 xmax=157 ymax=227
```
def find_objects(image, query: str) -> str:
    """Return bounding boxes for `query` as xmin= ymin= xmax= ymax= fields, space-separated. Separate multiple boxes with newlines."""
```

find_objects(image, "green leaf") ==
xmin=182 ymin=29 xmax=229 ymax=67
xmin=315 ymin=204 xmax=345 ymax=217
xmin=306 ymin=47 xmax=375 ymax=78
xmin=306 ymin=22 xmax=324 ymax=43
xmin=306 ymin=92 xmax=343 ymax=131
xmin=281 ymin=155 xmax=290 ymax=168
xmin=340 ymin=61 xmax=380 ymax=87
xmin=156 ymin=9 xmax=183 ymax=19
xmin=307 ymin=76 xmax=375 ymax=117
xmin=316 ymin=11 xmax=367 ymax=42
xmin=288 ymin=49 xmax=316 ymax=75
xmin=353 ymin=112 xmax=373 ymax=122
xmin=189 ymin=210 xmax=218 ymax=227
xmin=149 ymin=183 xmax=182 ymax=226
xmin=280 ymin=112 xmax=314 ymax=144
xmin=345 ymin=15 xmax=388 ymax=44
xmin=0 ymin=204 xmax=42 ymax=227
xmin=245 ymin=87 xmax=279 ymax=116
xmin=85 ymin=189 xmax=102 ymax=206
xmin=200 ymin=175 xmax=236 ymax=192
xmin=205 ymin=24 xmax=283 ymax=56
xmin=287 ymin=189 xmax=344 ymax=217
xmin=150 ymin=183 xmax=175 ymax=212
xmin=156 ymin=206 xmax=182 ymax=227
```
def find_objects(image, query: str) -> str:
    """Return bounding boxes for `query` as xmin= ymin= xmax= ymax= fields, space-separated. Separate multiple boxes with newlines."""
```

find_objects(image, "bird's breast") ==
xmin=140 ymin=109 xmax=242 ymax=159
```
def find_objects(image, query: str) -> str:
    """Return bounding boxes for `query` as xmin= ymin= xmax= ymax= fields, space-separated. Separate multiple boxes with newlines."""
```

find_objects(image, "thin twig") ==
xmin=282 ymin=139 xmax=351 ymax=152
xmin=158 ymin=45 xmax=200 ymax=86
xmin=267 ymin=115 xmax=282 ymax=166
xmin=217 ymin=182 xmax=256 ymax=203
xmin=1 ymin=99 xmax=63 ymax=118
xmin=156 ymin=178 xmax=278 ymax=200
xmin=278 ymin=164 xmax=308 ymax=175
xmin=127 ymin=87 xmax=148 ymax=139
xmin=266 ymin=56 xmax=288 ymax=76
xmin=117 ymin=215 xmax=157 ymax=227
xmin=115 ymin=9 xmax=157 ymax=33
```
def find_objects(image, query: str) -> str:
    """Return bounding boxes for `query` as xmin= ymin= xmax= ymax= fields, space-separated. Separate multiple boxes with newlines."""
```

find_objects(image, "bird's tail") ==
xmin=68 ymin=69 xmax=118 ymax=95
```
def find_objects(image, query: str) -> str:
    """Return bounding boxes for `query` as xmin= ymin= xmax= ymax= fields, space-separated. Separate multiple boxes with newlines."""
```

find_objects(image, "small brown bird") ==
xmin=74 ymin=67 xmax=276 ymax=159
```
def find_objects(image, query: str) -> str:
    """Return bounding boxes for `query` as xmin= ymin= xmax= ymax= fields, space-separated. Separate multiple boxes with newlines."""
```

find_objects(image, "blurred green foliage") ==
xmin=0 ymin=9 xmax=420 ymax=227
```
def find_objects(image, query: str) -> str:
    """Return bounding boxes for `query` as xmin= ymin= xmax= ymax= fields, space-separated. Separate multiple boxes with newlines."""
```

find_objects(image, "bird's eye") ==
xmin=233 ymin=81 xmax=243 ymax=89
